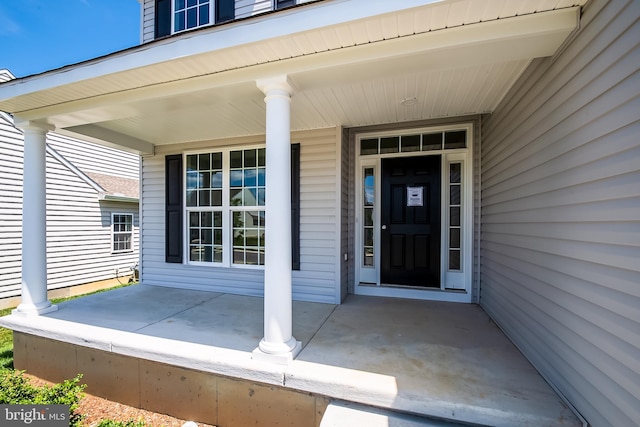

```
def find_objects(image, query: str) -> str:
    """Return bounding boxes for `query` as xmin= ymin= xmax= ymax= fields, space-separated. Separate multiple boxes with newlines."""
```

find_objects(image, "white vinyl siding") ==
xmin=142 ymin=0 xmax=156 ymax=44
xmin=46 ymin=133 xmax=140 ymax=180
xmin=143 ymin=127 xmax=340 ymax=303
xmin=0 ymin=116 xmax=25 ymax=299
xmin=235 ymin=0 xmax=272 ymax=19
xmin=480 ymin=1 xmax=639 ymax=426
xmin=46 ymin=151 xmax=140 ymax=291
xmin=46 ymin=158 xmax=139 ymax=287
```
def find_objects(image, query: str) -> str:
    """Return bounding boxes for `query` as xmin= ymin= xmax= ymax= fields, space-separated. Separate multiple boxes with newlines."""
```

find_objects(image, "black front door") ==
xmin=381 ymin=155 xmax=441 ymax=287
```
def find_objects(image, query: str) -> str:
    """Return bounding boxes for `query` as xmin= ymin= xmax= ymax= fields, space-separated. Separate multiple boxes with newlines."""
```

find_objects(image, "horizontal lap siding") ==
xmin=46 ymin=134 xmax=140 ymax=180
xmin=0 ymin=117 xmax=24 ymax=298
xmin=45 ymin=157 xmax=139 ymax=291
xmin=480 ymin=1 xmax=640 ymax=426
xmin=142 ymin=128 xmax=340 ymax=303
xmin=235 ymin=0 xmax=272 ymax=19
xmin=296 ymin=127 xmax=339 ymax=302
xmin=142 ymin=0 xmax=155 ymax=44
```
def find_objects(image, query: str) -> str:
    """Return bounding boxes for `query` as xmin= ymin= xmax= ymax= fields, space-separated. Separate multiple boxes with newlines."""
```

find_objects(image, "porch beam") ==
xmin=13 ymin=121 xmax=57 ymax=316
xmin=63 ymin=124 xmax=155 ymax=156
xmin=253 ymin=75 xmax=301 ymax=365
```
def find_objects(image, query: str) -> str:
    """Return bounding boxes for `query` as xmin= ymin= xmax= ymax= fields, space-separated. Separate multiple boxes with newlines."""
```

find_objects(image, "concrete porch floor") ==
xmin=0 ymin=284 xmax=580 ymax=426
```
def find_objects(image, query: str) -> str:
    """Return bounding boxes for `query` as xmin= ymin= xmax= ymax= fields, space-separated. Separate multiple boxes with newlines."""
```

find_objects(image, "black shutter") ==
xmin=216 ymin=0 xmax=235 ymax=23
xmin=165 ymin=154 xmax=183 ymax=263
xmin=155 ymin=0 xmax=171 ymax=38
xmin=291 ymin=143 xmax=300 ymax=270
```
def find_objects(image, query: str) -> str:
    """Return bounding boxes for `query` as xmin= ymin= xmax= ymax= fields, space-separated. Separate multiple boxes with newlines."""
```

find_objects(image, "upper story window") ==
xmin=172 ymin=0 xmax=234 ymax=33
xmin=174 ymin=0 xmax=210 ymax=32
xmin=156 ymin=0 xmax=295 ymax=39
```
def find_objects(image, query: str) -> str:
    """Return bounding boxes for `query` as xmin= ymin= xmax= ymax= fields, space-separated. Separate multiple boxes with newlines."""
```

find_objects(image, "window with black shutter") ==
xmin=165 ymin=144 xmax=300 ymax=269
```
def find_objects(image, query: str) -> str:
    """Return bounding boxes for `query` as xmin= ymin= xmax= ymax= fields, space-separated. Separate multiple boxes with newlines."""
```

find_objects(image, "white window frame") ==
xmin=171 ymin=0 xmax=240 ymax=34
xmin=354 ymin=123 xmax=473 ymax=303
xmin=112 ymin=213 xmax=134 ymax=254
xmin=183 ymin=145 xmax=266 ymax=269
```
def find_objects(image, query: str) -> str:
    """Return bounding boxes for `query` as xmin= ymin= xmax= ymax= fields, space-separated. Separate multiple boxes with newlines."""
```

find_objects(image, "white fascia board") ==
xmin=99 ymin=194 xmax=139 ymax=203
xmin=0 ymin=0 xmax=440 ymax=102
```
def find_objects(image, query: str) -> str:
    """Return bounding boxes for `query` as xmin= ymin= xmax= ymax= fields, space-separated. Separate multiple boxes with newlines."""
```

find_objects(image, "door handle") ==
xmin=382 ymin=225 xmax=387 ymax=230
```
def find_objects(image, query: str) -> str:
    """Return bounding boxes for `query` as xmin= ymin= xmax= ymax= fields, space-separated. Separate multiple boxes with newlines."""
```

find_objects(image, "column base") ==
xmin=13 ymin=302 xmax=58 ymax=316
xmin=252 ymin=338 xmax=302 ymax=365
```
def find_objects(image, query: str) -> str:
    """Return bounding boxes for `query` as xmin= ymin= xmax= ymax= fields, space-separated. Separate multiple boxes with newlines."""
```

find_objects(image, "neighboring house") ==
xmin=0 ymin=1 xmax=637 ymax=426
xmin=0 ymin=69 xmax=140 ymax=307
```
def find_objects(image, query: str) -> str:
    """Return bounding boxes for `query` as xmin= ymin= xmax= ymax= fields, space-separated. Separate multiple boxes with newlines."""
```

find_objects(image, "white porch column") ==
xmin=253 ymin=75 xmax=301 ymax=364
xmin=14 ymin=122 xmax=57 ymax=316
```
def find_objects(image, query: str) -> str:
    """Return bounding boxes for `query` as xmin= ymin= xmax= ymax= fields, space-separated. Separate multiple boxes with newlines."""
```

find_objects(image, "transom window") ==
xmin=360 ymin=130 xmax=467 ymax=156
xmin=112 ymin=213 xmax=134 ymax=253
xmin=186 ymin=148 xmax=266 ymax=266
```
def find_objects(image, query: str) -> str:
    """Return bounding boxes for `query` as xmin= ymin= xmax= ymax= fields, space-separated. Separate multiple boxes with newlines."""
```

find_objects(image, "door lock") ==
xmin=381 ymin=225 xmax=387 ymax=230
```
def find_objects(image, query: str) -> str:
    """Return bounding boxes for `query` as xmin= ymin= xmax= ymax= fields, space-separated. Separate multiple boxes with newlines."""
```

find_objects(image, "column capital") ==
xmin=14 ymin=119 xmax=55 ymax=134
xmin=256 ymin=75 xmax=293 ymax=96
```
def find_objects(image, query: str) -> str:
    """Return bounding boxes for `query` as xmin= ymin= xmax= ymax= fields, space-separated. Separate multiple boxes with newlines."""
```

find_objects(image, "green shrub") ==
xmin=0 ymin=369 xmax=86 ymax=427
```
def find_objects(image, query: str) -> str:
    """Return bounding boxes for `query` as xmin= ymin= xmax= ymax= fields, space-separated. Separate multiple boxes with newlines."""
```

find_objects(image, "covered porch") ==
xmin=0 ymin=284 xmax=580 ymax=426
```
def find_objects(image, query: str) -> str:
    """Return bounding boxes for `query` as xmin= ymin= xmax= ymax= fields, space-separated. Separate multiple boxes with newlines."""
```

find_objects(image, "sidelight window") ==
xmin=448 ymin=162 xmax=462 ymax=270
xmin=362 ymin=167 xmax=376 ymax=267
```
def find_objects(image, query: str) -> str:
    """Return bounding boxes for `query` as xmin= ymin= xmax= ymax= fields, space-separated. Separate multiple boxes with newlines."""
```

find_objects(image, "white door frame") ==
xmin=354 ymin=123 xmax=474 ymax=303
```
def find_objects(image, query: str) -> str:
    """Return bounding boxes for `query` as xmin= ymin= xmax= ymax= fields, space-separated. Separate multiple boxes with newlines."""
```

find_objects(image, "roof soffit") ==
xmin=0 ymin=1 xmax=584 ymax=149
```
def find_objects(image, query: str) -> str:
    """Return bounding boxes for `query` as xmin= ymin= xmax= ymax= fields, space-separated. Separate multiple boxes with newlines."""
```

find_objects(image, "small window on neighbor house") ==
xmin=113 ymin=214 xmax=134 ymax=253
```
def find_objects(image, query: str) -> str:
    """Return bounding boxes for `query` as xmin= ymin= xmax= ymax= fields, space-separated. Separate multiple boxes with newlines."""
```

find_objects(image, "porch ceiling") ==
xmin=0 ymin=0 xmax=584 ymax=153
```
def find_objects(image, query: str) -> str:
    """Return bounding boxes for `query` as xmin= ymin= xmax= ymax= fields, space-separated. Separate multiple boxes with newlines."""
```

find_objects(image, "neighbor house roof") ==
xmin=85 ymin=171 xmax=139 ymax=202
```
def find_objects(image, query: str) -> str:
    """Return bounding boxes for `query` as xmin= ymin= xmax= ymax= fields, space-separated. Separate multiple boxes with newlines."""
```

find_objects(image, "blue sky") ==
xmin=0 ymin=0 xmax=140 ymax=78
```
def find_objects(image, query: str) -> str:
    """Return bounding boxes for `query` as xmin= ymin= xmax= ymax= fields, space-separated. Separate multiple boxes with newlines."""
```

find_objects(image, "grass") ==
xmin=0 ymin=283 xmax=136 ymax=369
xmin=0 ymin=309 xmax=13 ymax=369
